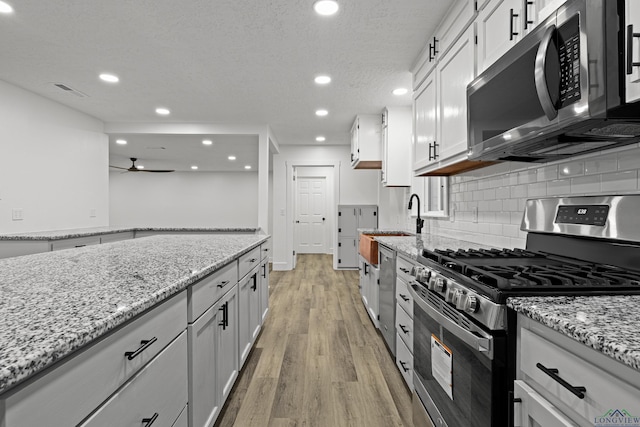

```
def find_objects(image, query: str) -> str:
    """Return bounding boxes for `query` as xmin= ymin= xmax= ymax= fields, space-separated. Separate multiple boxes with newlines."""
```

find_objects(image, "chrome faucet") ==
xmin=408 ymin=193 xmax=424 ymax=235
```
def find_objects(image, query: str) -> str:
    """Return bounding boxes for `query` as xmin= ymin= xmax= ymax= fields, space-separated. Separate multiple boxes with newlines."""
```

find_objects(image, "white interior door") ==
xmin=295 ymin=177 xmax=327 ymax=254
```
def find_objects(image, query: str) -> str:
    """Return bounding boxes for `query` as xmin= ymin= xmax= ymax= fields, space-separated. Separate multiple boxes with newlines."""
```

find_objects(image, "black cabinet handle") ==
xmin=510 ymin=9 xmax=519 ymax=41
xmin=74 ymin=244 xmax=86 ymax=248
xmin=399 ymin=294 xmax=410 ymax=302
xmin=219 ymin=302 xmax=229 ymax=330
xmin=627 ymin=25 xmax=640 ymax=74
xmin=251 ymin=276 xmax=257 ymax=291
xmin=364 ymin=263 xmax=369 ymax=275
xmin=262 ymin=264 xmax=267 ymax=278
xmin=124 ymin=337 xmax=158 ymax=360
xmin=399 ymin=324 xmax=409 ymax=334
xmin=142 ymin=413 xmax=159 ymax=426
xmin=536 ymin=363 xmax=586 ymax=399
xmin=523 ymin=0 xmax=534 ymax=30
xmin=399 ymin=361 xmax=410 ymax=373
xmin=248 ymin=258 xmax=257 ymax=263
xmin=217 ymin=280 xmax=230 ymax=288
xmin=399 ymin=267 xmax=410 ymax=273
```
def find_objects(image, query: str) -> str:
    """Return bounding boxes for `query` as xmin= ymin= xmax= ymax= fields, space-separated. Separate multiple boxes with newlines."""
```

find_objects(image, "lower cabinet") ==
xmin=359 ymin=256 xmax=380 ymax=328
xmin=80 ymin=332 xmax=188 ymax=427
xmin=239 ymin=265 xmax=262 ymax=369
xmin=188 ymin=285 xmax=239 ymax=427
xmin=260 ymin=257 xmax=270 ymax=323
xmin=513 ymin=381 xmax=577 ymax=427
xmin=395 ymin=254 xmax=416 ymax=391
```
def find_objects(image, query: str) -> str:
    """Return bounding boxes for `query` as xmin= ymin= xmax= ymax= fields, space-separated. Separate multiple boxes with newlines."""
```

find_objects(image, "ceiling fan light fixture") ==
xmin=313 ymin=0 xmax=338 ymax=16
xmin=136 ymin=165 xmax=145 ymax=169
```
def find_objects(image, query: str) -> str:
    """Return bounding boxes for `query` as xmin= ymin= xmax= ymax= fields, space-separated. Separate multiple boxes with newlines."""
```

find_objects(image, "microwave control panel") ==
xmin=555 ymin=205 xmax=609 ymax=226
xmin=558 ymin=14 xmax=581 ymax=108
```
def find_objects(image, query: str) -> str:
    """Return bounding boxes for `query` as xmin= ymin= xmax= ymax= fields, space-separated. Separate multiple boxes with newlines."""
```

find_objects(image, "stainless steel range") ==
xmin=408 ymin=195 xmax=640 ymax=427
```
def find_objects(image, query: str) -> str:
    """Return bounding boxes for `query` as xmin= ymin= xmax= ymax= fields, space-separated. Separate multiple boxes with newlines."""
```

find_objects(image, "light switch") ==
xmin=12 ymin=208 xmax=23 ymax=221
xmin=90 ymin=208 xmax=97 ymax=218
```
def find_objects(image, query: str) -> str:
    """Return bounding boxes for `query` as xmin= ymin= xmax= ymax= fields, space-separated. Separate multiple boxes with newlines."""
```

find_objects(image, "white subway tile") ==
xmin=547 ymin=179 xmax=571 ymax=196
xmin=479 ymin=200 xmax=490 ymax=211
xmin=481 ymin=212 xmax=497 ymax=223
xmin=505 ymin=173 xmax=519 ymax=186
xmin=463 ymin=192 xmax=473 ymax=201
xmin=601 ymin=170 xmax=638 ymax=192
xmin=617 ymin=146 xmax=640 ymax=171
xmin=478 ymin=223 xmax=491 ymax=234
xmin=518 ymin=169 xmax=538 ymax=184
xmin=570 ymin=175 xmax=601 ymax=194
xmin=504 ymin=198 xmax=520 ymax=212
xmin=496 ymin=186 xmax=510 ymax=199
xmin=473 ymin=190 xmax=484 ymax=201
xmin=490 ymin=223 xmax=503 ymax=236
xmin=467 ymin=181 xmax=479 ymax=191
xmin=511 ymin=212 xmax=523 ymax=224
xmin=511 ymin=184 xmax=528 ymax=198
xmin=528 ymin=182 xmax=547 ymax=197
xmin=510 ymin=237 xmax=526 ymax=249
xmin=503 ymin=224 xmax=520 ymax=237
xmin=496 ymin=212 xmax=511 ymax=224
xmin=584 ymin=154 xmax=617 ymax=175
xmin=490 ymin=200 xmax=504 ymax=211
xmin=484 ymin=188 xmax=496 ymax=200
xmin=558 ymin=160 xmax=585 ymax=177
xmin=537 ymin=165 xmax=558 ymax=182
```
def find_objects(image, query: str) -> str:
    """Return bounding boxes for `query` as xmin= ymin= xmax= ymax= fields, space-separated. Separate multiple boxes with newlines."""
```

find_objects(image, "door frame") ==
xmin=285 ymin=160 xmax=340 ymax=270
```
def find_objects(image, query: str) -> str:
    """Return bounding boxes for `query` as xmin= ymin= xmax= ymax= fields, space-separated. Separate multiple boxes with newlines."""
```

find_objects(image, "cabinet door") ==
xmin=350 ymin=118 xmax=359 ymax=164
xmin=381 ymin=109 xmax=389 ymax=184
xmin=513 ymin=381 xmax=578 ymax=427
xmin=260 ymin=260 xmax=269 ymax=323
xmin=337 ymin=237 xmax=357 ymax=268
xmin=437 ymin=26 xmax=476 ymax=162
xmin=238 ymin=273 xmax=252 ymax=368
xmin=477 ymin=0 xmax=521 ymax=73
xmin=368 ymin=266 xmax=379 ymax=328
xmin=627 ymin=0 xmax=640 ymax=102
xmin=218 ymin=288 xmax=239 ymax=405
xmin=249 ymin=270 xmax=261 ymax=342
xmin=358 ymin=206 xmax=378 ymax=229
xmin=338 ymin=207 xmax=358 ymax=236
xmin=413 ymin=71 xmax=437 ymax=171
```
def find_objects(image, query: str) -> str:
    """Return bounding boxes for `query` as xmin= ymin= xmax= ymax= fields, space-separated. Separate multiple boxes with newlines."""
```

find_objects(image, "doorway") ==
xmin=295 ymin=176 xmax=327 ymax=254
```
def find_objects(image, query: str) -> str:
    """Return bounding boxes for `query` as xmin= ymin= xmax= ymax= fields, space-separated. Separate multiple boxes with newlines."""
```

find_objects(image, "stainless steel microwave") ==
xmin=467 ymin=0 xmax=640 ymax=162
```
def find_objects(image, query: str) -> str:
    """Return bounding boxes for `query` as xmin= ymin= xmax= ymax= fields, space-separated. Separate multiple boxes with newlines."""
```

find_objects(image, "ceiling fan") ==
xmin=109 ymin=157 xmax=174 ymax=173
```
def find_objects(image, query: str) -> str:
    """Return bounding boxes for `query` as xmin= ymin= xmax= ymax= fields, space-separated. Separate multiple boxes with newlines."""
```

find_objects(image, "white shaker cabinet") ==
xmin=413 ymin=70 xmax=438 ymax=172
xmin=513 ymin=381 xmax=578 ymax=427
xmin=381 ymin=107 xmax=412 ymax=187
xmin=359 ymin=255 xmax=379 ymax=328
xmin=351 ymin=114 xmax=382 ymax=169
xmin=477 ymin=0 xmax=523 ymax=73
xmin=626 ymin=0 xmax=640 ymax=103
xmin=336 ymin=205 xmax=378 ymax=269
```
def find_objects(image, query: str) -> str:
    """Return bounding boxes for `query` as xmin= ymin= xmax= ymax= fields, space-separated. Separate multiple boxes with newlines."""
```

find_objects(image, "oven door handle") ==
xmin=409 ymin=283 xmax=494 ymax=360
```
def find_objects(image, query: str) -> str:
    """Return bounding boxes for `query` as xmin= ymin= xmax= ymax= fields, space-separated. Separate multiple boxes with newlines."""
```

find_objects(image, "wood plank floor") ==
xmin=215 ymin=254 xmax=412 ymax=427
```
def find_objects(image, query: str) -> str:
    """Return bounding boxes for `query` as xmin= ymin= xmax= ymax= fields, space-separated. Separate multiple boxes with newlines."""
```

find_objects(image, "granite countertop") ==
xmin=0 ymin=233 xmax=268 ymax=394
xmin=508 ymin=296 xmax=640 ymax=372
xmin=375 ymin=234 xmax=491 ymax=260
xmin=0 ymin=226 xmax=261 ymax=240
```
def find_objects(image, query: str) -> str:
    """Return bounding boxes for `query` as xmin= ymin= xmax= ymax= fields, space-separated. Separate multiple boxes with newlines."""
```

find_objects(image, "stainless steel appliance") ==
xmin=467 ymin=0 xmax=640 ymax=163
xmin=409 ymin=195 xmax=640 ymax=427
xmin=378 ymin=244 xmax=396 ymax=355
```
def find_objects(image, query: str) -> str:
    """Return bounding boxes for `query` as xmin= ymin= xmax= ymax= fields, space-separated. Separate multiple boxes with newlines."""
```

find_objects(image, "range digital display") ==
xmin=555 ymin=205 xmax=609 ymax=226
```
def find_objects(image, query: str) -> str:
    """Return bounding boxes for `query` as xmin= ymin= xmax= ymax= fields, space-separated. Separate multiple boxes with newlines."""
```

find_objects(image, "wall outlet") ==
xmin=12 ymin=208 xmax=23 ymax=221
xmin=90 ymin=208 xmax=97 ymax=218
xmin=472 ymin=206 xmax=479 ymax=223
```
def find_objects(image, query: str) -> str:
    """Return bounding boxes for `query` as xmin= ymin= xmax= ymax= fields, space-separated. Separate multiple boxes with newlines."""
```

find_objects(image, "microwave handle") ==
xmin=534 ymin=25 xmax=559 ymax=121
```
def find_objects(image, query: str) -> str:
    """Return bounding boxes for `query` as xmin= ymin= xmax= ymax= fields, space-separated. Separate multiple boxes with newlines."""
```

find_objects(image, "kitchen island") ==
xmin=0 ymin=232 xmax=270 ymax=426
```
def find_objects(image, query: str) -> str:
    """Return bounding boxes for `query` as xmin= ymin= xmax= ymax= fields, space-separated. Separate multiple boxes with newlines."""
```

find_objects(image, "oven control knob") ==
xmin=465 ymin=295 xmax=479 ymax=313
xmin=416 ymin=268 xmax=431 ymax=283
xmin=434 ymin=278 xmax=446 ymax=292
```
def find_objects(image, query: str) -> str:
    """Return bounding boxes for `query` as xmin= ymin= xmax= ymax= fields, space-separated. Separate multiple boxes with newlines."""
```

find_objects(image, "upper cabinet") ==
xmin=351 ymin=114 xmax=382 ymax=169
xmin=381 ymin=107 xmax=412 ymax=187
xmin=626 ymin=0 xmax=640 ymax=103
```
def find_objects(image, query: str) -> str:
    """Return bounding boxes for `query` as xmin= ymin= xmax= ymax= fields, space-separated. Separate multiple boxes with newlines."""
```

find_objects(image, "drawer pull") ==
xmin=399 ymin=324 xmax=409 ymax=334
xmin=219 ymin=302 xmax=229 ymax=330
xmin=75 ymin=245 xmax=86 ymax=248
xmin=124 ymin=337 xmax=158 ymax=360
xmin=142 ymin=413 xmax=159 ymax=426
xmin=399 ymin=361 xmax=410 ymax=373
xmin=399 ymin=294 xmax=410 ymax=302
xmin=247 ymin=258 xmax=257 ymax=263
xmin=536 ymin=363 xmax=586 ymax=399
xmin=217 ymin=280 xmax=230 ymax=288
xmin=399 ymin=267 xmax=410 ymax=273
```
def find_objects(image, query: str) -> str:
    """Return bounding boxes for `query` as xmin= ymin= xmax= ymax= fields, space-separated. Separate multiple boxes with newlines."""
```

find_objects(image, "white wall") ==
xmin=272 ymin=145 xmax=379 ymax=270
xmin=377 ymin=184 xmax=407 ymax=229
xmin=417 ymin=144 xmax=640 ymax=248
xmin=109 ymin=171 xmax=259 ymax=227
xmin=0 ymin=80 xmax=108 ymax=233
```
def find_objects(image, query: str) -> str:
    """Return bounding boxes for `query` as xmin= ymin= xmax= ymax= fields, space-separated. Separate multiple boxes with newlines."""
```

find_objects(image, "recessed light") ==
xmin=244 ymin=165 xmax=252 ymax=170
xmin=115 ymin=139 xmax=127 ymax=145
xmin=314 ymin=75 xmax=331 ymax=85
xmin=228 ymin=155 xmax=236 ymax=161
xmin=316 ymin=136 xmax=326 ymax=142
xmin=315 ymin=109 xmax=328 ymax=117
xmin=0 ymin=1 xmax=14 ymax=13
xmin=202 ymin=139 xmax=213 ymax=146
xmin=155 ymin=107 xmax=170 ymax=115
xmin=99 ymin=73 xmax=119 ymax=83
xmin=137 ymin=165 xmax=145 ymax=170
xmin=191 ymin=165 xmax=198 ymax=170
xmin=313 ymin=0 xmax=339 ymax=16
xmin=392 ymin=88 xmax=408 ymax=96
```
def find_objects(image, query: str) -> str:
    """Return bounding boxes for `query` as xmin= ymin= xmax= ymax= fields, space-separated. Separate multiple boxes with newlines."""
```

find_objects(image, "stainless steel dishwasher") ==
xmin=378 ymin=244 xmax=395 ymax=355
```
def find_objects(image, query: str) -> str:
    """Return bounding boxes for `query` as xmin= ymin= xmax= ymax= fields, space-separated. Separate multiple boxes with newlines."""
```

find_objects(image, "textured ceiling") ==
xmin=0 ymin=0 xmax=451 ymax=170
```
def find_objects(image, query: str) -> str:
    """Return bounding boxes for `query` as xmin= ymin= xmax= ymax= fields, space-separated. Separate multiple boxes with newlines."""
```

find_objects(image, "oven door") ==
xmin=409 ymin=283 xmax=509 ymax=427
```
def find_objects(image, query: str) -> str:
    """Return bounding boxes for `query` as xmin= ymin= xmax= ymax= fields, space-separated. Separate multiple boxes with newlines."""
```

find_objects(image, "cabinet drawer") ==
xmin=51 ymin=235 xmax=101 ymax=251
xmin=396 ymin=333 xmax=414 ymax=391
xmin=260 ymin=242 xmax=271 ymax=260
xmin=100 ymin=231 xmax=134 ymax=244
xmin=520 ymin=328 xmax=640 ymax=423
xmin=2 ymin=291 xmax=187 ymax=427
xmin=395 ymin=304 xmax=413 ymax=354
xmin=172 ymin=405 xmax=188 ymax=427
xmin=396 ymin=255 xmax=415 ymax=283
xmin=81 ymin=332 xmax=188 ymax=427
xmin=239 ymin=246 xmax=261 ymax=280
xmin=396 ymin=278 xmax=413 ymax=319
xmin=188 ymin=260 xmax=238 ymax=322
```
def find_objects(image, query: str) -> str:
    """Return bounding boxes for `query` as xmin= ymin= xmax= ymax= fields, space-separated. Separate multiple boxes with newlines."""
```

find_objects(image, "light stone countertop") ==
xmin=508 ymin=296 xmax=640 ymax=372
xmin=0 ymin=233 xmax=268 ymax=395
xmin=0 ymin=226 xmax=261 ymax=240
xmin=375 ymin=234 xmax=491 ymax=260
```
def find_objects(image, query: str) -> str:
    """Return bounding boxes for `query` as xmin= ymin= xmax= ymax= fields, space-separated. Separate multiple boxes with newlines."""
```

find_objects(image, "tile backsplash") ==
xmin=414 ymin=143 xmax=640 ymax=249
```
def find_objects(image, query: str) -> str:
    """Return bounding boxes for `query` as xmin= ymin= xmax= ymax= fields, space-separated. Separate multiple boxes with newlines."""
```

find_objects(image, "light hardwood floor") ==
xmin=215 ymin=254 xmax=412 ymax=427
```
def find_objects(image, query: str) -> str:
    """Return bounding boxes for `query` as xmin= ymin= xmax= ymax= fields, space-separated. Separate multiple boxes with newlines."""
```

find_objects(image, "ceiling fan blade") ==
xmin=141 ymin=169 xmax=175 ymax=173
xmin=109 ymin=165 xmax=129 ymax=170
